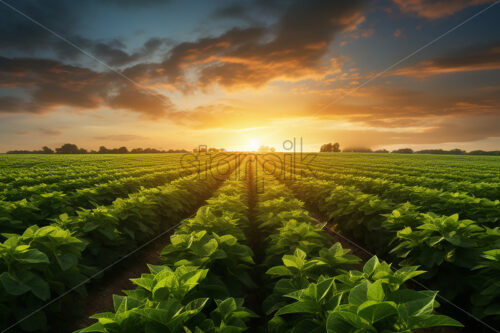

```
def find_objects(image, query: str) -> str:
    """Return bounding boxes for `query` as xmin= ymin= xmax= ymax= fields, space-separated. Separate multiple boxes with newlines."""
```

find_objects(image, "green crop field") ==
xmin=0 ymin=153 xmax=499 ymax=332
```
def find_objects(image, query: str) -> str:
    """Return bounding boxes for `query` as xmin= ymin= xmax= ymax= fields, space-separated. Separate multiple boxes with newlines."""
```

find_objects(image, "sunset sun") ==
xmin=249 ymin=139 xmax=261 ymax=151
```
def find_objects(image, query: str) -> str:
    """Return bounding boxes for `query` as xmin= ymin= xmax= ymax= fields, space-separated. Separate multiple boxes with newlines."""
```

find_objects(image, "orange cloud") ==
xmin=124 ymin=1 xmax=366 ymax=91
xmin=393 ymin=0 xmax=494 ymax=19
xmin=0 ymin=57 xmax=174 ymax=119
xmin=390 ymin=42 xmax=500 ymax=77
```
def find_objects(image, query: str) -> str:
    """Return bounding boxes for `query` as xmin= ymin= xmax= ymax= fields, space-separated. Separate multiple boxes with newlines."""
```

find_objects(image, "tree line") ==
xmin=319 ymin=143 xmax=500 ymax=156
xmin=6 ymin=144 xmax=190 ymax=154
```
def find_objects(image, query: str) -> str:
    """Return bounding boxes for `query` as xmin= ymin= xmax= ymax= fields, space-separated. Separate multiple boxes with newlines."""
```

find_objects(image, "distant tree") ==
xmin=320 ymin=142 xmax=340 ymax=152
xmin=343 ymin=147 xmax=372 ymax=153
xmin=41 ymin=146 xmax=54 ymax=154
xmin=320 ymin=143 xmax=332 ymax=152
xmin=392 ymin=148 xmax=413 ymax=154
xmin=449 ymin=148 xmax=466 ymax=155
xmin=468 ymin=150 xmax=500 ymax=156
xmin=374 ymin=149 xmax=389 ymax=153
xmin=6 ymin=150 xmax=31 ymax=154
xmin=142 ymin=147 xmax=163 ymax=153
xmin=117 ymin=146 xmax=128 ymax=154
xmin=98 ymin=146 xmax=109 ymax=154
xmin=55 ymin=143 xmax=80 ymax=154
xmin=416 ymin=148 xmax=465 ymax=155
xmin=258 ymin=146 xmax=275 ymax=153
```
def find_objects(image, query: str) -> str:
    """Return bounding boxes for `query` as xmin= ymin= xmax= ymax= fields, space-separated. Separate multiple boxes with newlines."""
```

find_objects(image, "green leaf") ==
xmin=327 ymin=309 xmax=370 ymax=330
xmin=363 ymin=256 xmax=379 ymax=276
xmin=367 ymin=280 xmax=384 ymax=302
xmin=391 ymin=289 xmax=437 ymax=317
xmin=266 ymin=266 xmax=292 ymax=277
xmin=348 ymin=281 xmax=368 ymax=306
xmin=409 ymin=314 xmax=463 ymax=329
xmin=275 ymin=301 xmax=320 ymax=316
xmin=76 ymin=322 xmax=107 ymax=332
xmin=56 ymin=253 xmax=78 ymax=271
xmin=18 ymin=249 xmax=50 ymax=264
xmin=282 ymin=254 xmax=303 ymax=269
xmin=23 ymin=272 xmax=51 ymax=300
xmin=216 ymin=298 xmax=237 ymax=317
xmin=357 ymin=300 xmax=397 ymax=324
xmin=0 ymin=272 xmax=30 ymax=295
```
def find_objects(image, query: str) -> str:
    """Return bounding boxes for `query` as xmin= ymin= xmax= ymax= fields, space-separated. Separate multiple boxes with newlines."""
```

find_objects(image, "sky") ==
xmin=0 ymin=0 xmax=499 ymax=152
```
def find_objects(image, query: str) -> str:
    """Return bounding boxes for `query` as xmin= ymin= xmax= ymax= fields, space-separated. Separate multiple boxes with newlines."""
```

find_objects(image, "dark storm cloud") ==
xmin=0 ymin=56 xmax=174 ymax=118
xmin=0 ymin=0 xmax=169 ymax=66
xmin=0 ymin=1 xmax=78 ymax=54
xmin=212 ymin=0 xmax=291 ymax=22
xmin=391 ymin=41 xmax=500 ymax=77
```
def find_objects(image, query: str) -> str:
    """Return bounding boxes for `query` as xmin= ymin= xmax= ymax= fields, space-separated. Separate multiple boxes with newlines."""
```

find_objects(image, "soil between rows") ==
xmin=68 ymin=231 xmax=172 ymax=332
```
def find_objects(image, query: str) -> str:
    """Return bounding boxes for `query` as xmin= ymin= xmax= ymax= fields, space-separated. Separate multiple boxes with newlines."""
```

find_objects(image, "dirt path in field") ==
xmin=244 ymin=157 xmax=269 ymax=330
xmin=69 ymin=233 xmax=172 ymax=331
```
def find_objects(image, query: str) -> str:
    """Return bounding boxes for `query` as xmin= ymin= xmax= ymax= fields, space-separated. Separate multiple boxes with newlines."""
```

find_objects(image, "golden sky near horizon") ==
xmin=0 ymin=0 xmax=499 ymax=152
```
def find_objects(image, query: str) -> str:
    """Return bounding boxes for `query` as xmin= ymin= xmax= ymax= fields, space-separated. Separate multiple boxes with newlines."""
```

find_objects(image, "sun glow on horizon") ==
xmin=249 ymin=139 xmax=260 ymax=151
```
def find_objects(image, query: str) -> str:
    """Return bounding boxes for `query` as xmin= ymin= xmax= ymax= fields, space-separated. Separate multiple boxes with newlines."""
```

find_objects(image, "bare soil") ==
xmin=68 ymin=235 xmax=171 ymax=331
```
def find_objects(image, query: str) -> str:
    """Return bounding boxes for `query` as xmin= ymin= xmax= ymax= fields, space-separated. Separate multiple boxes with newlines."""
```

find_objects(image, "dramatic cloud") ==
xmin=0 ymin=0 xmax=169 ymax=66
xmin=0 ymin=57 xmax=174 ymax=118
xmin=313 ymin=83 xmax=500 ymax=129
xmin=55 ymin=37 xmax=170 ymax=67
xmin=125 ymin=0 xmax=367 ymax=91
xmin=390 ymin=42 xmax=500 ymax=77
xmin=392 ymin=0 xmax=494 ymax=19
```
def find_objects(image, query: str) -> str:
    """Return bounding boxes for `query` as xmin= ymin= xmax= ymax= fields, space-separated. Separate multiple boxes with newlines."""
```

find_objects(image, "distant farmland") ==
xmin=0 ymin=153 xmax=498 ymax=332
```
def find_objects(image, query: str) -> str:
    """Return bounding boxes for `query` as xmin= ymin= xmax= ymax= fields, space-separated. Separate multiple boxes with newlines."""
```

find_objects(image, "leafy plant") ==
xmin=77 ymin=265 xmax=211 ymax=332
xmin=161 ymin=231 xmax=255 ymax=297
xmin=268 ymin=256 xmax=462 ymax=332
xmin=0 ymin=225 xmax=87 ymax=331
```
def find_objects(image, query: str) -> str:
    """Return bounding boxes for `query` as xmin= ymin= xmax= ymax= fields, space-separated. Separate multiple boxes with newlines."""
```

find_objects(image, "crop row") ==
xmin=251 ymin=164 xmax=461 ymax=332
xmin=0 ymin=157 xmax=188 ymax=191
xmin=284 ymin=158 xmax=499 ymax=225
xmin=0 ymin=154 xmax=185 ymax=177
xmin=269 ymin=163 xmax=500 ymax=324
xmin=0 ymin=158 xmax=236 ymax=332
xmin=0 ymin=165 xmax=180 ymax=199
xmin=304 ymin=159 xmax=500 ymax=200
xmin=0 ymin=167 xmax=199 ymax=235
xmin=77 ymin=161 xmax=257 ymax=332
xmin=310 ymin=154 xmax=500 ymax=182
